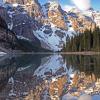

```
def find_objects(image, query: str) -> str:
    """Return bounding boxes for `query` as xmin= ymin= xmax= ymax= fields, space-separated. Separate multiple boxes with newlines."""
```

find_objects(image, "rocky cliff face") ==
xmin=47 ymin=3 xmax=67 ymax=30
xmin=0 ymin=15 xmax=19 ymax=52
xmin=5 ymin=0 xmax=42 ymax=19
xmin=0 ymin=9 xmax=45 ymax=52
xmin=66 ymin=12 xmax=96 ymax=33
xmin=33 ymin=1 xmax=67 ymax=51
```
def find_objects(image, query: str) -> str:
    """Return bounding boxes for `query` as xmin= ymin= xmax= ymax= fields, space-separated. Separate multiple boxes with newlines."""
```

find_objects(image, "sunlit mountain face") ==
xmin=0 ymin=54 xmax=99 ymax=100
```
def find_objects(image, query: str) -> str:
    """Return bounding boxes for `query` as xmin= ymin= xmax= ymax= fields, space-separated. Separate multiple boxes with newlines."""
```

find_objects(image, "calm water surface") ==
xmin=0 ymin=54 xmax=100 ymax=100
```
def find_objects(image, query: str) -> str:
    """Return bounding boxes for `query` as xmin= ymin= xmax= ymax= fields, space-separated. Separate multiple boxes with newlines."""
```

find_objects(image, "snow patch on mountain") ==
xmin=34 ymin=23 xmax=66 ymax=51
xmin=0 ymin=52 xmax=7 ymax=56
xmin=82 ymin=11 xmax=100 ymax=28
xmin=48 ymin=0 xmax=59 ymax=10
xmin=66 ymin=20 xmax=76 ymax=37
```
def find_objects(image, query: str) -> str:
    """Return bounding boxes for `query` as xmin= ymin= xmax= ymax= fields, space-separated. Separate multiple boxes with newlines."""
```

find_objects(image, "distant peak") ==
xmin=48 ymin=0 xmax=59 ymax=3
xmin=88 ymin=7 xmax=94 ymax=11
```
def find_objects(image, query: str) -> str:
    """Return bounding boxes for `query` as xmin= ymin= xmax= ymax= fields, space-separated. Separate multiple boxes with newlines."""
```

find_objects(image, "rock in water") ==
xmin=62 ymin=93 xmax=77 ymax=100
xmin=78 ymin=94 xmax=92 ymax=100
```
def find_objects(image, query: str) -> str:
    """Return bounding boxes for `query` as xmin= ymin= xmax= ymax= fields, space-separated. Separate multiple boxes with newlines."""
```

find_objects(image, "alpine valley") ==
xmin=0 ymin=0 xmax=100 ymax=53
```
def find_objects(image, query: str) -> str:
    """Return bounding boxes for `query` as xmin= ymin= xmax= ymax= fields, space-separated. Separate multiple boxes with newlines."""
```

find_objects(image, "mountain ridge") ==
xmin=0 ymin=0 xmax=100 ymax=52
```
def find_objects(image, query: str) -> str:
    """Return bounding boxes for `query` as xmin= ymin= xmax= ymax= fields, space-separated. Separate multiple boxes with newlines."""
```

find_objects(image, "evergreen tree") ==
xmin=63 ymin=27 xmax=100 ymax=52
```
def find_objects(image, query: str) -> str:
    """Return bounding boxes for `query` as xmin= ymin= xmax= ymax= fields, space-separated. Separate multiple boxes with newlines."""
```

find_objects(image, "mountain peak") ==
xmin=48 ymin=0 xmax=59 ymax=3
xmin=88 ymin=7 xmax=94 ymax=11
xmin=48 ymin=0 xmax=59 ymax=10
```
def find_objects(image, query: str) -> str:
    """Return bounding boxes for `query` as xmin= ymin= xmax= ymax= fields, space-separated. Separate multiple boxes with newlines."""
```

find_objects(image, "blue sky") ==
xmin=39 ymin=0 xmax=100 ymax=11
xmin=91 ymin=0 xmax=100 ymax=10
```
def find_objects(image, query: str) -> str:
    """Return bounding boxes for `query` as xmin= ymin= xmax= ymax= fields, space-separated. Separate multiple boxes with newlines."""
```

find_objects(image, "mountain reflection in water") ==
xmin=0 ymin=54 xmax=100 ymax=100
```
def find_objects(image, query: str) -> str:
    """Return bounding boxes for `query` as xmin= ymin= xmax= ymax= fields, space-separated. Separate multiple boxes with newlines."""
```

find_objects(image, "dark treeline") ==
xmin=63 ymin=27 xmax=100 ymax=52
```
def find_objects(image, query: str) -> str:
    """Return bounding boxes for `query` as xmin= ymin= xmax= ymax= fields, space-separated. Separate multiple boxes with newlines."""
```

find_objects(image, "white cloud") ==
xmin=71 ymin=0 xmax=91 ymax=10
xmin=62 ymin=5 xmax=75 ymax=12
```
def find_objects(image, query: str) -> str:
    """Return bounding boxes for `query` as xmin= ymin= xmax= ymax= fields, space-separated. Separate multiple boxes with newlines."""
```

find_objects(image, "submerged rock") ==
xmin=78 ymin=94 xmax=92 ymax=100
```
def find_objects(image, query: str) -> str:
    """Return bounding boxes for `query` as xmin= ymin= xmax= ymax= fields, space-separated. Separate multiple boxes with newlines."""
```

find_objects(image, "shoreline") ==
xmin=0 ymin=51 xmax=100 ymax=55
xmin=60 ymin=51 xmax=100 ymax=55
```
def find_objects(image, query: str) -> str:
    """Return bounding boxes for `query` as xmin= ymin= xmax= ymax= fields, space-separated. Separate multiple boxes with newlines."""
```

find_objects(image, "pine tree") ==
xmin=63 ymin=27 xmax=100 ymax=52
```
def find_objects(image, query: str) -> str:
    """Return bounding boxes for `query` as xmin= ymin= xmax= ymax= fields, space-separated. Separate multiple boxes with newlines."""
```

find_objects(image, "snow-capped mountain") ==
xmin=0 ymin=0 xmax=100 ymax=51
xmin=64 ymin=6 xmax=100 ymax=28
xmin=82 ymin=10 xmax=100 ymax=28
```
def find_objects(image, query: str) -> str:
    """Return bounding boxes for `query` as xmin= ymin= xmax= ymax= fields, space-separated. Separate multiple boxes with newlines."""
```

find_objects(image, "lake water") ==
xmin=0 ymin=54 xmax=100 ymax=100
